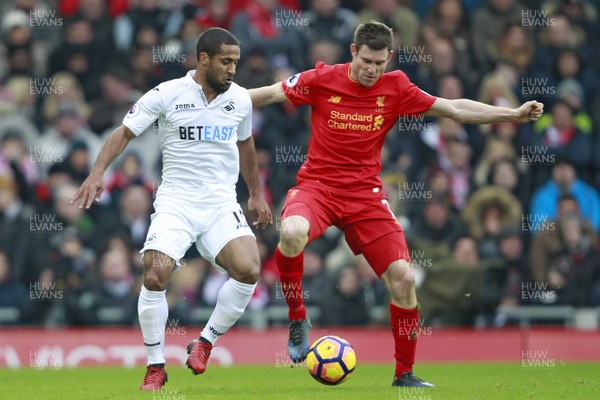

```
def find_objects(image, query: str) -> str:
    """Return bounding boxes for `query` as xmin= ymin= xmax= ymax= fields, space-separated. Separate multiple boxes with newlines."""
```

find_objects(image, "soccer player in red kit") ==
xmin=249 ymin=21 xmax=543 ymax=387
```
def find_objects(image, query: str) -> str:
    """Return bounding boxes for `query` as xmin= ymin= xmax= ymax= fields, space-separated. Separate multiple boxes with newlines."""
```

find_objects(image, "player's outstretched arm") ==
xmin=70 ymin=125 xmax=135 ymax=209
xmin=237 ymin=136 xmax=273 ymax=228
xmin=425 ymin=98 xmax=544 ymax=124
xmin=248 ymin=82 xmax=288 ymax=108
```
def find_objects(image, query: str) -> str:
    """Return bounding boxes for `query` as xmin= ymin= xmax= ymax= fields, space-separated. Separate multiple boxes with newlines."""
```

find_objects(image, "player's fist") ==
xmin=516 ymin=100 xmax=544 ymax=123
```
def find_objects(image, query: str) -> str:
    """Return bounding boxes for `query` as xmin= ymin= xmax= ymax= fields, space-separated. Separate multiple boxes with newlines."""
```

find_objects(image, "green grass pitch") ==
xmin=1 ymin=362 xmax=599 ymax=400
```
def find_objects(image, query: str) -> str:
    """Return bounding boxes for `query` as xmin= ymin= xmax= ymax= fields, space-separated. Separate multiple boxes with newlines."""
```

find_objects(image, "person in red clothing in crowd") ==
xmin=249 ymin=21 xmax=544 ymax=388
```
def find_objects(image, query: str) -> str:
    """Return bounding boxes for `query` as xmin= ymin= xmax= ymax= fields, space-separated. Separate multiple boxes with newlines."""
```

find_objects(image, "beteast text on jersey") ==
xmin=178 ymin=125 xmax=235 ymax=141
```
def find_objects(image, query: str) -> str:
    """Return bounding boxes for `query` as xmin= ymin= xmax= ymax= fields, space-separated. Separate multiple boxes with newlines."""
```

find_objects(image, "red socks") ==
xmin=390 ymin=303 xmax=419 ymax=377
xmin=275 ymin=247 xmax=306 ymax=321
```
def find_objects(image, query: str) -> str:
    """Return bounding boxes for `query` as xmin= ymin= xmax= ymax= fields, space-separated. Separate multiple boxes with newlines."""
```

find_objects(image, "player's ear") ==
xmin=199 ymin=52 xmax=210 ymax=66
xmin=386 ymin=49 xmax=393 ymax=62
xmin=350 ymin=43 xmax=357 ymax=58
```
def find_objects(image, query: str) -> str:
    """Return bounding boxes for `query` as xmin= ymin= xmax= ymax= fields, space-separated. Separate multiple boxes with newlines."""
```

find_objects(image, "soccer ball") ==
xmin=306 ymin=335 xmax=356 ymax=385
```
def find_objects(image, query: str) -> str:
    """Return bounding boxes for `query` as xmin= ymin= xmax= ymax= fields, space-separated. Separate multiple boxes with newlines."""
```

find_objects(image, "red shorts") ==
xmin=281 ymin=181 xmax=410 ymax=277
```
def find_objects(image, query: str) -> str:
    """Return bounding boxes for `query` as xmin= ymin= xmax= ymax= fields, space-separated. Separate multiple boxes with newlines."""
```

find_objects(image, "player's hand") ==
xmin=515 ymin=100 xmax=544 ymax=123
xmin=248 ymin=194 xmax=272 ymax=229
xmin=70 ymin=171 xmax=104 ymax=209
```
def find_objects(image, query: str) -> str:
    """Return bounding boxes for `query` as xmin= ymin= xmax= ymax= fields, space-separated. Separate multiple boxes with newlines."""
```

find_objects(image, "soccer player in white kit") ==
xmin=71 ymin=28 xmax=272 ymax=390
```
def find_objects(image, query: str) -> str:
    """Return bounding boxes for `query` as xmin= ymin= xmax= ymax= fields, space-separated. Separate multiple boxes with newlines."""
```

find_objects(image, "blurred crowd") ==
xmin=1 ymin=0 xmax=600 ymax=328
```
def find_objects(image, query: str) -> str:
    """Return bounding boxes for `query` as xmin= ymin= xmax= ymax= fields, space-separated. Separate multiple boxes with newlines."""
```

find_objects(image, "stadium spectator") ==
xmin=104 ymin=152 xmax=154 ymax=204
xmin=300 ymin=0 xmax=358 ymax=67
xmin=112 ymin=184 xmax=153 ymax=250
xmin=69 ymin=0 xmax=117 ymax=61
xmin=47 ymin=17 xmax=103 ymax=99
xmin=546 ymin=213 xmax=600 ymax=306
xmin=0 ymin=174 xmax=35 ymax=283
xmin=496 ymin=23 xmax=535 ymax=74
xmin=418 ymin=234 xmax=484 ymax=325
xmin=473 ymin=137 xmax=519 ymax=188
xmin=407 ymin=194 xmax=465 ymax=262
xmin=40 ymin=72 xmax=92 ymax=125
xmin=320 ymin=263 xmax=370 ymax=326
xmin=487 ymin=158 xmax=530 ymax=210
xmin=231 ymin=0 xmax=305 ymax=70
xmin=234 ymin=47 xmax=274 ymax=90
xmin=0 ymin=130 xmax=38 ymax=187
xmin=357 ymin=0 xmax=420 ymax=48
xmin=112 ymin=0 xmax=179 ymax=53
xmin=0 ymin=249 xmax=27 ymax=324
xmin=529 ymin=193 xmax=596 ymax=284
xmin=528 ymin=100 xmax=592 ymax=185
xmin=533 ymin=14 xmax=586 ymax=75
xmin=462 ymin=185 xmax=523 ymax=260
xmin=75 ymin=246 xmax=137 ymax=325
xmin=470 ymin=0 xmax=527 ymax=74
xmin=439 ymin=135 xmax=473 ymax=211
xmin=39 ymin=104 xmax=101 ymax=177
xmin=89 ymin=67 xmax=141 ymax=135
xmin=480 ymin=227 xmax=528 ymax=321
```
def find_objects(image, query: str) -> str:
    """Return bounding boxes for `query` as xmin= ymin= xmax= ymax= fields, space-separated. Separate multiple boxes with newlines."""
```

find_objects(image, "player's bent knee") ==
xmin=279 ymin=217 xmax=309 ymax=256
xmin=230 ymin=262 xmax=260 ymax=284
xmin=143 ymin=269 xmax=169 ymax=291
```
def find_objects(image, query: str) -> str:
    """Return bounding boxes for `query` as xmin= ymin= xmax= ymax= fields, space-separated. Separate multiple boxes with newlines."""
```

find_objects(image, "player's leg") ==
xmin=138 ymin=250 xmax=175 ymax=390
xmin=277 ymin=185 xmax=334 ymax=362
xmin=138 ymin=200 xmax=198 ymax=390
xmin=343 ymin=198 xmax=433 ymax=387
xmin=186 ymin=205 xmax=260 ymax=375
xmin=361 ymin=235 xmax=434 ymax=388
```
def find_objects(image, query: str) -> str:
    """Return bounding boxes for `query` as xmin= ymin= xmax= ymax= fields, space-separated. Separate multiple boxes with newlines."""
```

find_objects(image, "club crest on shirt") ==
xmin=125 ymin=103 xmax=140 ymax=118
xmin=376 ymin=96 xmax=385 ymax=112
xmin=286 ymin=73 xmax=301 ymax=88
xmin=221 ymin=101 xmax=235 ymax=114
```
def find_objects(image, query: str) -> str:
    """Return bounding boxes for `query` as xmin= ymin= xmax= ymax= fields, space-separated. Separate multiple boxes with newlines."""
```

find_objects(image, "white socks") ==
xmin=138 ymin=285 xmax=168 ymax=365
xmin=201 ymin=278 xmax=256 ymax=344
xmin=138 ymin=278 xmax=256 ymax=365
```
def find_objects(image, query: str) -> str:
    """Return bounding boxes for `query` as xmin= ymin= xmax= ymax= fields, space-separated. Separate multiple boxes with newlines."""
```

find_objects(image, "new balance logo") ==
xmin=328 ymin=96 xmax=341 ymax=103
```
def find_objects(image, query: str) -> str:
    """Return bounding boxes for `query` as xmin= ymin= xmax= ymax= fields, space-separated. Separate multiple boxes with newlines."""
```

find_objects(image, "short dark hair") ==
xmin=353 ymin=21 xmax=393 ymax=52
xmin=196 ymin=27 xmax=240 ymax=60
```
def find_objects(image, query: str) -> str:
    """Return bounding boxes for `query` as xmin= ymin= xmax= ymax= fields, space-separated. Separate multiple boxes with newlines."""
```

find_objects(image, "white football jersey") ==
xmin=123 ymin=70 xmax=252 ymax=206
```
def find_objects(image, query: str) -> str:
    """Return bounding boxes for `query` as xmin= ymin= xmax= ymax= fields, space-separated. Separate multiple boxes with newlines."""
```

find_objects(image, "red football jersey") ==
xmin=282 ymin=62 xmax=436 ymax=193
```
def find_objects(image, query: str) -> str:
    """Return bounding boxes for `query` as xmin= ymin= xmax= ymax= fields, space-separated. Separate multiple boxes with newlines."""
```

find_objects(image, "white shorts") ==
xmin=140 ymin=193 xmax=255 ymax=273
